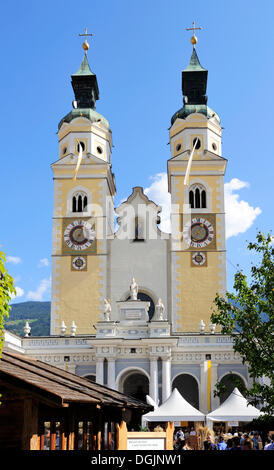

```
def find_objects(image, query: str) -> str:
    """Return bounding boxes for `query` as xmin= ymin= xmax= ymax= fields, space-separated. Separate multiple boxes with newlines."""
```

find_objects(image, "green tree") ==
xmin=0 ymin=251 xmax=16 ymax=358
xmin=211 ymin=232 xmax=274 ymax=416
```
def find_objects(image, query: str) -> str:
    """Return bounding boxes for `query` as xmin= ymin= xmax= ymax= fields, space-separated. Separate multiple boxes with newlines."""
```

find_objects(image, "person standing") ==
xmin=217 ymin=436 xmax=227 ymax=450
xmin=204 ymin=435 xmax=217 ymax=450
xmin=264 ymin=434 xmax=274 ymax=450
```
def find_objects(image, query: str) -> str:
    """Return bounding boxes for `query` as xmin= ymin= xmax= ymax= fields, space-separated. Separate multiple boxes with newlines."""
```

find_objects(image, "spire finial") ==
xmin=186 ymin=21 xmax=202 ymax=48
xmin=79 ymin=27 xmax=94 ymax=54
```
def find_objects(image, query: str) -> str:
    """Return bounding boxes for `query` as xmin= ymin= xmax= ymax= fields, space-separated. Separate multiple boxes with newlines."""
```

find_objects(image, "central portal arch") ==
xmin=119 ymin=369 xmax=149 ymax=403
xmin=172 ymin=373 xmax=199 ymax=409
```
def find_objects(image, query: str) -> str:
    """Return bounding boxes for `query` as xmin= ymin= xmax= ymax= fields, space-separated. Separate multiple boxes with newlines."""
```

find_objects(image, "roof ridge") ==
xmin=1 ymin=351 xmax=150 ymax=408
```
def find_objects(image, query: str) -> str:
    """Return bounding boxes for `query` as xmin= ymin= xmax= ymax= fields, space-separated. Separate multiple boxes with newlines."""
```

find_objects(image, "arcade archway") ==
xmin=219 ymin=373 xmax=246 ymax=404
xmin=172 ymin=373 xmax=199 ymax=409
xmin=120 ymin=371 xmax=149 ymax=403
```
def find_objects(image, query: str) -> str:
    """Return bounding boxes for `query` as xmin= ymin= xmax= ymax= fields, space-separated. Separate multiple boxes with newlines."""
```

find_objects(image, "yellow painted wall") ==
xmin=51 ymin=168 xmax=110 ymax=334
xmin=52 ymin=255 xmax=104 ymax=334
xmin=169 ymin=116 xmax=226 ymax=332
xmin=174 ymin=251 xmax=223 ymax=331
xmin=55 ymin=177 xmax=103 ymax=218
xmin=171 ymin=173 xmax=223 ymax=214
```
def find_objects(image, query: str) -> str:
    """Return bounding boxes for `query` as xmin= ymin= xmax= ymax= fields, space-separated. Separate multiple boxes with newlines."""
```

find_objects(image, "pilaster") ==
xmin=149 ymin=358 xmax=159 ymax=404
xmin=162 ymin=356 xmax=171 ymax=402
xmin=107 ymin=358 xmax=116 ymax=390
xmin=96 ymin=357 xmax=104 ymax=385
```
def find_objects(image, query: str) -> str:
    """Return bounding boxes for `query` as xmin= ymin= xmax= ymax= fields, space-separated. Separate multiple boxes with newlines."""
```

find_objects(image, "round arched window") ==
xmin=77 ymin=141 xmax=85 ymax=153
xmin=193 ymin=137 xmax=201 ymax=150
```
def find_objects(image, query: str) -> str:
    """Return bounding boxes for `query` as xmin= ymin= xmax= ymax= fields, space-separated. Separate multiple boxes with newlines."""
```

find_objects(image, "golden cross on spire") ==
xmin=186 ymin=21 xmax=202 ymax=48
xmin=79 ymin=27 xmax=94 ymax=54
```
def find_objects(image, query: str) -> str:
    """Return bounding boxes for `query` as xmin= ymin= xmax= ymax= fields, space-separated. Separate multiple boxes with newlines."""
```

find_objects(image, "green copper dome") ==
xmin=58 ymin=108 xmax=110 ymax=130
xmin=171 ymin=104 xmax=220 ymax=125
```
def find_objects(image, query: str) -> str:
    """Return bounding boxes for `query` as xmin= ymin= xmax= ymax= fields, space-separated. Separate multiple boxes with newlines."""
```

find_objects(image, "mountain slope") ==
xmin=6 ymin=301 xmax=50 ymax=337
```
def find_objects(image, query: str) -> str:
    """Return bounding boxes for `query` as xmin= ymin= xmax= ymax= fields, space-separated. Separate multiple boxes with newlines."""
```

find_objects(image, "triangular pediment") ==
xmin=51 ymin=152 xmax=109 ymax=168
xmin=168 ymin=149 xmax=226 ymax=163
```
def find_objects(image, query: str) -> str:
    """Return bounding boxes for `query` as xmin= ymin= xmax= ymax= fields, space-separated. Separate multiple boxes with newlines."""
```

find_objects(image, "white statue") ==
xmin=60 ymin=321 xmax=67 ymax=336
xmin=130 ymin=277 xmax=138 ymax=300
xmin=23 ymin=321 xmax=31 ymax=337
xmin=209 ymin=322 xmax=216 ymax=334
xmin=103 ymin=298 xmax=111 ymax=321
xmin=70 ymin=321 xmax=77 ymax=337
xmin=155 ymin=298 xmax=165 ymax=320
xmin=199 ymin=319 xmax=205 ymax=333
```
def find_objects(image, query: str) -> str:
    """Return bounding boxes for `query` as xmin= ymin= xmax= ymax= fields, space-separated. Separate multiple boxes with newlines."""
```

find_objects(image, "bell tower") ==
xmin=50 ymin=33 xmax=115 ymax=335
xmin=168 ymin=27 xmax=227 ymax=333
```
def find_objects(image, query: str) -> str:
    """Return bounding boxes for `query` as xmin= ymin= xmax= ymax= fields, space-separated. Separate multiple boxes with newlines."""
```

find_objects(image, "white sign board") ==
xmin=227 ymin=421 xmax=239 ymax=427
xmin=127 ymin=438 xmax=165 ymax=450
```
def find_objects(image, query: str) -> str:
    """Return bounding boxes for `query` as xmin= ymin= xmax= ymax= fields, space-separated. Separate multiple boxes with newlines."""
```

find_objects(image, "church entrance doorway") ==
xmin=172 ymin=374 xmax=199 ymax=409
xmin=122 ymin=372 xmax=149 ymax=403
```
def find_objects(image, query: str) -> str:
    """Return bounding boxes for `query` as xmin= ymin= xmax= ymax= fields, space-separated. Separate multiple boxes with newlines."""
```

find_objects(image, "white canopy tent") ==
xmin=206 ymin=388 xmax=262 ymax=424
xmin=142 ymin=388 xmax=205 ymax=425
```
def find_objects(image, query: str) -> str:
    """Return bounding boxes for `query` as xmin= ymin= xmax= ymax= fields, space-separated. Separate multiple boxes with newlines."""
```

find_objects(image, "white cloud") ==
xmin=224 ymin=178 xmax=261 ymax=238
xmin=27 ymin=278 xmax=51 ymax=301
xmin=39 ymin=258 xmax=49 ymax=267
xmin=143 ymin=174 xmax=261 ymax=239
xmin=10 ymin=286 xmax=24 ymax=300
xmin=6 ymin=256 xmax=22 ymax=264
xmin=144 ymin=173 xmax=171 ymax=232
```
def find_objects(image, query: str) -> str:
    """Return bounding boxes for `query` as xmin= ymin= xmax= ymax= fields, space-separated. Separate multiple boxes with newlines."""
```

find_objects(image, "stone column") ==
xmin=107 ymin=358 xmax=116 ymax=390
xmin=200 ymin=362 xmax=206 ymax=414
xmin=149 ymin=358 xmax=158 ymax=404
xmin=96 ymin=358 xmax=104 ymax=385
xmin=162 ymin=357 xmax=171 ymax=402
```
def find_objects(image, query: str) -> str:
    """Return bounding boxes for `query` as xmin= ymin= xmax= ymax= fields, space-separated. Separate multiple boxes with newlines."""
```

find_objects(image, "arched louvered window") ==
xmin=201 ymin=190 xmax=206 ymax=208
xmin=195 ymin=188 xmax=201 ymax=208
xmin=189 ymin=184 xmax=207 ymax=209
xmin=72 ymin=191 xmax=88 ymax=213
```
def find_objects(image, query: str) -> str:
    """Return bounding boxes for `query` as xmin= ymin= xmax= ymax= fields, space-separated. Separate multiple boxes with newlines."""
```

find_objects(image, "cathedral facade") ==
xmin=5 ymin=38 xmax=250 ymax=416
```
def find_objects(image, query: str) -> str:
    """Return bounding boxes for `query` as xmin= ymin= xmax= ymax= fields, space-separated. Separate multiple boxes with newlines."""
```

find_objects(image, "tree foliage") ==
xmin=211 ymin=232 xmax=274 ymax=415
xmin=0 ymin=251 xmax=16 ymax=357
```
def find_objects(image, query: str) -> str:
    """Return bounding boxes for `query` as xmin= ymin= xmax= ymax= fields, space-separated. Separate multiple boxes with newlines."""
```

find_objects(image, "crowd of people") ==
xmin=173 ymin=426 xmax=274 ymax=451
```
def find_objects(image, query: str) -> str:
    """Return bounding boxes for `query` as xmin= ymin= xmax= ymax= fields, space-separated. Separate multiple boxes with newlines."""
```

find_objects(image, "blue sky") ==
xmin=0 ymin=0 xmax=273 ymax=303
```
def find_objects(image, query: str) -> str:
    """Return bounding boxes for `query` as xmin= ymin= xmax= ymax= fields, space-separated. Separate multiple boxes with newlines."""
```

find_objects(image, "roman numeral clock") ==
xmin=182 ymin=214 xmax=216 ymax=267
xmin=62 ymin=218 xmax=97 ymax=271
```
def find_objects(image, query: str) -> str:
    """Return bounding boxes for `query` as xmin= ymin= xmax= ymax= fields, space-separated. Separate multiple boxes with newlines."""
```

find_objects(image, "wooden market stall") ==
xmin=0 ymin=351 xmax=152 ymax=450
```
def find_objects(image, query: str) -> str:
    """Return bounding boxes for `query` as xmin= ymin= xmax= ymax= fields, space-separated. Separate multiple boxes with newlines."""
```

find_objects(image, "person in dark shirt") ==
xmin=204 ymin=435 xmax=217 ymax=450
xmin=231 ymin=436 xmax=241 ymax=450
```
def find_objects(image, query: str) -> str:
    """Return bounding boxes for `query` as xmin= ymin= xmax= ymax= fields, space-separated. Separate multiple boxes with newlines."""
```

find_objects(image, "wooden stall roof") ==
xmin=0 ymin=351 xmax=152 ymax=411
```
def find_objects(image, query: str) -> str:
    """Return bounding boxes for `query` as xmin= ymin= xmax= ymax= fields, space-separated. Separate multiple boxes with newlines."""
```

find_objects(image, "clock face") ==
xmin=72 ymin=256 xmax=87 ymax=271
xmin=64 ymin=220 xmax=95 ymax=251
xmin=192 ymin=251 xmax=206 ymax=266
xmin=183 ymin=217 xmax=214 ymax=248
